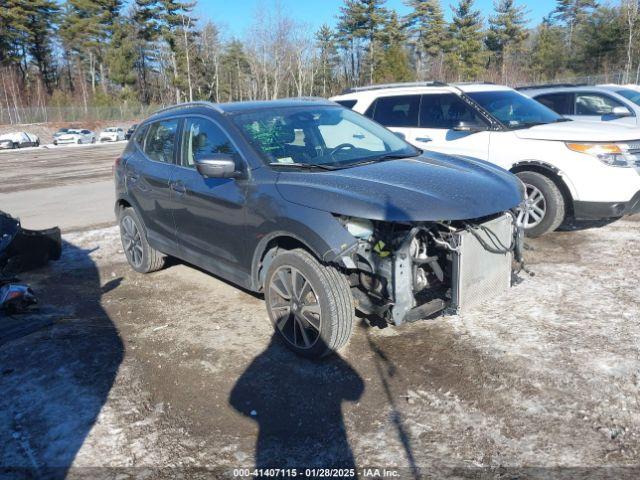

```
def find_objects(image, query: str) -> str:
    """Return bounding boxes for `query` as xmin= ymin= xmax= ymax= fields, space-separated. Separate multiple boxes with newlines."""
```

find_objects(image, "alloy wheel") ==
xmin=517 ymin=183 xmax=547 ymax=229
xmin=121 ymin=216 xmax=144 ymax=268
xmin=268 ymin=266 xmax=322 ymax=350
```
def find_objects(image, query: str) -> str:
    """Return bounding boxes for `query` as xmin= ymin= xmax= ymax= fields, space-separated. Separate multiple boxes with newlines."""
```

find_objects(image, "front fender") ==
xmin=249 ymin=207 xmax=358 ymax=291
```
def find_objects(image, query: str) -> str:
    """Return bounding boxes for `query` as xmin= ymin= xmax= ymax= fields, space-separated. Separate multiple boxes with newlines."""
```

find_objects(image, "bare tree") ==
xmin=623 ymin=0 xmax=640 ymax=83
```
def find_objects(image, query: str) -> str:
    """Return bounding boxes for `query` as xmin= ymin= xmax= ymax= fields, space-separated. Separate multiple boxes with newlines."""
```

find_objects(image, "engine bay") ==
xmin=338 ymin=213 xmax=522 ymax=325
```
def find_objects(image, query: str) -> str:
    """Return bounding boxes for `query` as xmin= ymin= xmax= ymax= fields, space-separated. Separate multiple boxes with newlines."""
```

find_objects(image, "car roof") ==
xmin=331 ymin=82 xmax=513 ymax=100
xmin=519 ymin=85 xmax=632 ymax=96
xmin=148 ymin=98 xmax=337 ymax=120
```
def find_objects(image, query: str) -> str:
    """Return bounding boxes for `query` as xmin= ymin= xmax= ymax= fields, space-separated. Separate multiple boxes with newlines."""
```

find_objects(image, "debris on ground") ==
xmin=0 ymin=279 xmax=37 ymax=313
xmin=0 ymin=210 xmax=61 ymax=275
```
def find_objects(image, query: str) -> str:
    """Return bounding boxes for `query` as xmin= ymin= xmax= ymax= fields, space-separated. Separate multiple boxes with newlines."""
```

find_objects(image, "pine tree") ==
xmin=25 ymin=0 xmax=60 ymax=93
xmin=0 ymin=1 xmax=30 ymax=66
xmin=485 ymin=0 xmax=528 ymax=81
xmin=133 ymin=0 xmax=162 ymax=103
xmin=315 ymin=25 xmax=339 ymax=96
xmin=336 ymin=0 xmax=387 ymax=85
xmin=375 ymin=11 xmax=413 ymax=82
xmin=59 ymin=0 xmax=123 ymax=94
xmin=552 ymin=0 xmax=598 ymax=52
xmin=446 ymin=0 xmax=486 ymax=81
xmin=573 ymin=5 xmax=625 ymax=74
xmin=404 ymin=0 xmax=448 ymax=79
xmin=529 ymin=16 xmax=566 ymax=80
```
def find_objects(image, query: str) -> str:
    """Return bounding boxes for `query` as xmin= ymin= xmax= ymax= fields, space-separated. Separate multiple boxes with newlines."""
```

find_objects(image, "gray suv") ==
xmin=115 ymin=99 xmax=523 ymax=358
xmin=520 ymin=84 xmax=640 ymax=126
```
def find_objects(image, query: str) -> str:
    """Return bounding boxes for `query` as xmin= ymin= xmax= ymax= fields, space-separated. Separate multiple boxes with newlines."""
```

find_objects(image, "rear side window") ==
xmin=535 ymin=93 xmax=574 ymax=115
xmin=143 ymin=119 xmax=179 ymax=163
xmin=335 ymin=99 xmax=357 ymax=109
xmin=575 ymin=92 xmax=624 ymax=115
xmin=369 ymin=95 xmax=420 ymax=127
xmin=181 ymin=117 xmax=237 ymax=168
xmin=419 ymin=93 xmax=486 ymax=129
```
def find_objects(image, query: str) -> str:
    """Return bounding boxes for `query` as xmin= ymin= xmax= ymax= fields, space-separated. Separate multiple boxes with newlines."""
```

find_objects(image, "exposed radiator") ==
xmin=450 ymin=213 xmax=514 ymax=313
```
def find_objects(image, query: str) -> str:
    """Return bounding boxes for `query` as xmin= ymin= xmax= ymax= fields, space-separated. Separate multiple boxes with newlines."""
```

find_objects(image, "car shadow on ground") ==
xmin=0 ymin=240 xmax=123 ymax=479
xmin=229 ymin=334 xmax=364 ymax=473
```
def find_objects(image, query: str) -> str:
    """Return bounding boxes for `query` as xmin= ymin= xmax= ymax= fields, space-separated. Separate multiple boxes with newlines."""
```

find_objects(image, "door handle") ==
xmin=170 ymin=181 xmax=186 ymax=195
xmin=127 ymin=173 xmax=139 ymax=183
xmin=415 ymin=136 xmax=432 ymax=143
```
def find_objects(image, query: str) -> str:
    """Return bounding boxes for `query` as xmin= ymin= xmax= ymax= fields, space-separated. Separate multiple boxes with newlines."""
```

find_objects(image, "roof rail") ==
xmin=516 ymin=83 xmax=587 ymax=90
xmin=341 ymin=81 xmax=447 ymax=94
xmin=151 ymin=101 xmax=224 ymax=116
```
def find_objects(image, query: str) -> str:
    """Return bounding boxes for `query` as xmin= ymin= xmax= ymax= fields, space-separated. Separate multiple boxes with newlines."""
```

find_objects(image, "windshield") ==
xmin=616 ymin=89 xmax=640 ymax=106
xmin=232 ymin=106 xmax=419 ymax=169
xmin=467 ymin=90 xmax=564 ymax=129
xmin=105 ymin=128 xmax=117 ymax=132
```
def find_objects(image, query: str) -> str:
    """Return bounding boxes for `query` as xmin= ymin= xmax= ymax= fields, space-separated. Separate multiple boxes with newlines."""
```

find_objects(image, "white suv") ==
xmin=331 ymin=83 xmax=640 ymax=236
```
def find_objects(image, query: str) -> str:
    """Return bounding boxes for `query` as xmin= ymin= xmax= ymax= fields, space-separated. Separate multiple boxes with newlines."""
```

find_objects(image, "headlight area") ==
xmin=566 ymin=142 xmax=640 ymax=168
xmin=335 ymin=213 xmax=523 ymax=326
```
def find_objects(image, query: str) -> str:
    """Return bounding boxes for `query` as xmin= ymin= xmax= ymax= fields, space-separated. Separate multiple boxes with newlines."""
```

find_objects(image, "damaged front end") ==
xmin=337 ymin=212 xmax=524 ymax=325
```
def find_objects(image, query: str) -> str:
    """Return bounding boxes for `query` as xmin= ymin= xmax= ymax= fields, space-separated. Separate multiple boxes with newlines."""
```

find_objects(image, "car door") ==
xmin=572 ymin=91 xmax=636 ymax=125
xmin=125 ymin=118 xmax=180 ymax=254
xmin=169 ymin=115 xmax=249 ymax=284
xmin=412 ymin=93 xmax=491 ymax=159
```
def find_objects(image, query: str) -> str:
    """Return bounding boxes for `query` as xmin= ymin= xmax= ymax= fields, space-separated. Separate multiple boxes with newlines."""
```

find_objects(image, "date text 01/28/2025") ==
xmin=232 ymin=468 xmax=399 ymax=477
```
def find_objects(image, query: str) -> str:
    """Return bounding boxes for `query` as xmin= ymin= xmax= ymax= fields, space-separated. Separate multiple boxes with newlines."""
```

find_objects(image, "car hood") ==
xmin=514 ymin=120 xmax=640 ymax=142
xmin=275 ymin=152 xmax=523 ymax=222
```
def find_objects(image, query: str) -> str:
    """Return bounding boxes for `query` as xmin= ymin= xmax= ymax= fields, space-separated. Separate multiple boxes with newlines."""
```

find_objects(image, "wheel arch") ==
xmin=251 ymin=232 xmax=323 ymax=292
xmin=509 ymin=161 xmax=575 ymax=217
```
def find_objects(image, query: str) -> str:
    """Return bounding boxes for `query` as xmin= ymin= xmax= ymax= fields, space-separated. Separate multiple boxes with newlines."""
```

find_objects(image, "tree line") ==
xmin=0 ymin=0 xmax=639 ymax=115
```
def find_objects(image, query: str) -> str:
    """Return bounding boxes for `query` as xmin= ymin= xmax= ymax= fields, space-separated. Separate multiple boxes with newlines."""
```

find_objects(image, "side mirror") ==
xmin=195 ymin=154 xmax=238 ymax=178
xmin=393 ymin=131 xmax=406 ymax=140
xmin=612 ymin=106 xmax=632 ymax=117
xmin=452 ymin=121 xmax=487 ymax=133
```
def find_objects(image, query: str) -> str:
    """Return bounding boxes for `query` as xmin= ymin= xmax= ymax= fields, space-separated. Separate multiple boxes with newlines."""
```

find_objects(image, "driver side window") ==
xmin=181 ymin=117 xmax=237 ymax=169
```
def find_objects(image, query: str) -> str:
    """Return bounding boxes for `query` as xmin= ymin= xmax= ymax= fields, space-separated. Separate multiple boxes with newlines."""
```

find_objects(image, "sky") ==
xmin=194 ymin=0 xmax=558 ymax=38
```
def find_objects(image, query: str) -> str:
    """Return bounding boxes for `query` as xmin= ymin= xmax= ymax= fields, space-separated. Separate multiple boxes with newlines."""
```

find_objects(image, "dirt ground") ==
xmin=1 ymin=210 xmax=639 ymax=478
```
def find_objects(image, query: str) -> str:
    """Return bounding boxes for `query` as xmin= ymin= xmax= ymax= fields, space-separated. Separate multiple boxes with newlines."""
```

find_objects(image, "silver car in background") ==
xmin=519 ymin=84 xmax=640 ymax=127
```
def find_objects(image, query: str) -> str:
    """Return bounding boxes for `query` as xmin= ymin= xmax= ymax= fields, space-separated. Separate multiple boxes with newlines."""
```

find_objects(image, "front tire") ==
xmin=265 ymin=249 xmax=354 ymax=358
xmin=119 ymin=207 xmax=165 ymax=273
xmin=516 ymin=171 xmax=565 ymax=237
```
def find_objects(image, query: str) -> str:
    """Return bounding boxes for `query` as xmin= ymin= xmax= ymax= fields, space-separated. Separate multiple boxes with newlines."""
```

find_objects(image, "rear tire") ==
xmin=118 ymin=207 xmax=165 ymax=273
xmin=516 ymin=171 xmax=565 ymax=237
xmin=265 ymin=249 xmax=354 ymax=359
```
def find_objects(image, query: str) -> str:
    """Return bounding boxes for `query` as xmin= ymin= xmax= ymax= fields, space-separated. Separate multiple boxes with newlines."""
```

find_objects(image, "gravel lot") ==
xmin=0 ymin=142 xmax=121 ymax=231
xmin=1 ymin=145 xmax=639 ymax=479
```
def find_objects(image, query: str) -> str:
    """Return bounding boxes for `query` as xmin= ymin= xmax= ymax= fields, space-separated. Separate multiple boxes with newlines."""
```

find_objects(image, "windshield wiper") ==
xmin=342 ymin=152 xmax=421 ymax=168
xmin=268 ymin=162 xmax=337 ymax=171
